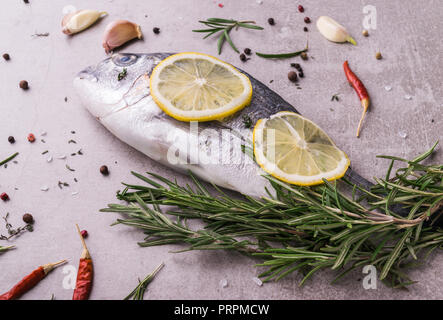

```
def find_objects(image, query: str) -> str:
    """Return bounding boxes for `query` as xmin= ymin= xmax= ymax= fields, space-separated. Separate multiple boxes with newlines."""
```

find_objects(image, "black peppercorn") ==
xmin=240 ymin=53 xmax=247 ymax=62
xmin=267 ymin=18 xmax=275 ymax=25
xmin=2 ymin=53 xmax=10 ymax=61
xmin=244 ymin=48 xmax=251 ymax=55
xmin=304 ymin=17 xmax=311 ymax=23
xmin=288 ymin=71 xmax=298 ymax=82
xmin=8 ymin=136 xmax=15 ymax=144
xmin=23 ymin=213 xmax=34 ymax=224
xmin=298 ymin=72 xmax=304 ymax=78
xmin=303 ymin=27 xmax=308 ymax=32
xmin=153 ymin=27 xmax=160 ymax=34
xmin=291 ymin=63 xmax=301 ymax=70
xmin=100 ymin=165 xmax=109 ymax=176
xmin=19 ymin=80 xmax=29 ymax=90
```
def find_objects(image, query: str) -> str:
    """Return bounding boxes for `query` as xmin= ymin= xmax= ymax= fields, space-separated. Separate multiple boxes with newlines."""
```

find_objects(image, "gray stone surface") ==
xmin=0 ymin=0 xmax=441 ymax=299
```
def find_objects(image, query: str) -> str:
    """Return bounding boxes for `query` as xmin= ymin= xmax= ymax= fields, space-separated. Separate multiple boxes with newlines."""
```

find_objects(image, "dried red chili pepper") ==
xmin=343 ymin=61 xmax=370 ymax=137
xmin=0 ymin=259 xmax=66 ymax=300
xmin=72 ymin=224 xmax=93 ymax=300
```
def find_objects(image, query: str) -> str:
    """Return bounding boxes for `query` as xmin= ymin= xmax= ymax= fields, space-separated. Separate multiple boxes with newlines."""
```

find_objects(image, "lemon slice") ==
xmin=253 ymin=111 xmax=350 ymax=186
xmin=150 ymin=52 xmax=252 ymax=121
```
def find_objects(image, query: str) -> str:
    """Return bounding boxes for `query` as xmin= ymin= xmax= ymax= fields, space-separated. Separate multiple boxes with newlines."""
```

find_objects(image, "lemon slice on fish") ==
xmin=253 ymin=111 xmax=350 ymax=186
xmin=150 ymin=52 xmax=252 ymax=121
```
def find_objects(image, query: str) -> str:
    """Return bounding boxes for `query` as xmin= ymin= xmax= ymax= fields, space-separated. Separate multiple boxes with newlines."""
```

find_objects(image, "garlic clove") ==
xmin=316 ymin=16 xmax=356 ymax=45
xmin=62 ymin=9 xmax=107 ymax=35
xmin=102 ymin=20 xmax=143 ymax=54
xmin=62 ymin=13 xmax=76 ymax=33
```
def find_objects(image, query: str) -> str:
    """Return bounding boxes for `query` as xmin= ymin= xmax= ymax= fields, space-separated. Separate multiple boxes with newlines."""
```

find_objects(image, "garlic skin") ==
xmin=102 ymin=20 xmax=143 ymax=54
xmin=316 ymin=16 xmax=356 ymax=45
xmin=62 ymin=10 xmax=107 ymax=35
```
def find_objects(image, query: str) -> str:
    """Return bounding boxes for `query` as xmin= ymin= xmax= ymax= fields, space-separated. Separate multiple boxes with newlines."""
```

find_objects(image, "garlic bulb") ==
xmin=62 ymin=10 xmax=107 ymax=35
xmin=102 ymin=20 xmax=143 ymax=53
xmin=316 ymin=16 xmax=356 ymax=45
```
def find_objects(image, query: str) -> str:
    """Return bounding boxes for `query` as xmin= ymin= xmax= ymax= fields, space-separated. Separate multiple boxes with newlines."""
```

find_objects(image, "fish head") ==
xmin=74 ymin=53 xmax=170 ymax=119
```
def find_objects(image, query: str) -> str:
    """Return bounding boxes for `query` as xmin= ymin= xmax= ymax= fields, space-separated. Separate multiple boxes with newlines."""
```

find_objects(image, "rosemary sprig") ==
xmin=193 ymin=18 xmax=263 ymax=54
xmin=0 ymin=152 xmax=19 ymax=167
xmin=124 ymin=262 xmax=165 ymax=300
xmin=102 ymin=143 xmax=443 ymax=288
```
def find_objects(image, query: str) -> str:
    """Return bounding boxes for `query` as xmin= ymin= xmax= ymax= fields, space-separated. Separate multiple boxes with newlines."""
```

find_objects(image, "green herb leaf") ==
xmin=224 ymin=29 xmax=239 ymax=53
xmin=0 ymin=152 xmax=19 ymax=167
xmin=118 ymin=68 xmax=127 ymax=81
xmin=256 ymin=47 xmax=308 ymax=59
xmin=217 ymin=31 xmax=226 ymax=55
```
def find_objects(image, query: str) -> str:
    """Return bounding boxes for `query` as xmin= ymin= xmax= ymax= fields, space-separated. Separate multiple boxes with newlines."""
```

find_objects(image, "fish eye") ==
xmin=112 ymin=54 xmax=138 ymax=67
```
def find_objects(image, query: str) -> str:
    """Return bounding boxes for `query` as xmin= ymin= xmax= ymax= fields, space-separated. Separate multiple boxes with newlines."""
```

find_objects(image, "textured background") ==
xmin=0 ymin=0 xmax=442 ymax=300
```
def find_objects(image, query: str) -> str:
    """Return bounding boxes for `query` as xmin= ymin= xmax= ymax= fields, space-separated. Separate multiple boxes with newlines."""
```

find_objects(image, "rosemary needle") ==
xmin=124 ymin=263 xmax=165 ymax=300
xmin=256 ymin=46 xmax=308 ymax=59
xmin=0 ymin=152 xmax=19 ymax=166
xmin=0 ymin=245 xmax=15 ymax=254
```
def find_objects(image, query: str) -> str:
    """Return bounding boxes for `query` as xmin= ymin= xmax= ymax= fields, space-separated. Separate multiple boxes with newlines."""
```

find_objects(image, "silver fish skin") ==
xmin=74 ymin=53 xmax=372 ymax=197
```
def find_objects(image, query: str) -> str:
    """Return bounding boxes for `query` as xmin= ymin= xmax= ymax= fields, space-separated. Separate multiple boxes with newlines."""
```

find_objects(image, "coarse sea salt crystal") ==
xmin=220 ymin=279 xmax=228 ymax=288
xmin=256 ymin=0 xmax=263 ymax=4
xmin=384 ymin=85 xmax=392 ymax=91
xmin=404 ymin=95 xmax=412 ymax=100
xmin=47 ymin=156 xmax=53 ymax=163
xmin=41 ymin=186 xmax=49 ymax=191
xmin=71 ymin=191 xmax=79 ymax=196
xmin=252 ymin=277 xmax=263 ymax=286
xmin=398 ymin=131 xmax=407 ymax=139
xmin=41 ymin=131 xmax=47 ymax=136
xmin=57 ymin=155 xmax=67 ymax=160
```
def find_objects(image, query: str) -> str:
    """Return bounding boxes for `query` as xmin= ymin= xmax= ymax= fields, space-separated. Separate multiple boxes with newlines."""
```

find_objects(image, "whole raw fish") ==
xmin=74 ymin=53 xmax=372 ymax=197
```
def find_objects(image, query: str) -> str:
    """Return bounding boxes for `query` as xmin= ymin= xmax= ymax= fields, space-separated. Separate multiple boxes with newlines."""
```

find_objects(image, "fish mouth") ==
xmin=74 ymin=69 xmax=151 ymax=120
xmin=76 ymin=65 xmax=98 ymax=82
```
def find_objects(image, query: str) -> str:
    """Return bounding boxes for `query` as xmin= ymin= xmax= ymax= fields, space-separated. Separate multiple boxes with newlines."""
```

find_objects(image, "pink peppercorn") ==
xmin=298 ymin=5 xmax=304 ymax=12
xmin=1 ymin=193 xmax=9 ymax=201
xmin=304 ymin=17 xmax=311 ymax=23
xmin=27 ymin=133 xmax=36 ymax=143
xmin=80 ymin=230 xmax=88 ymax=238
